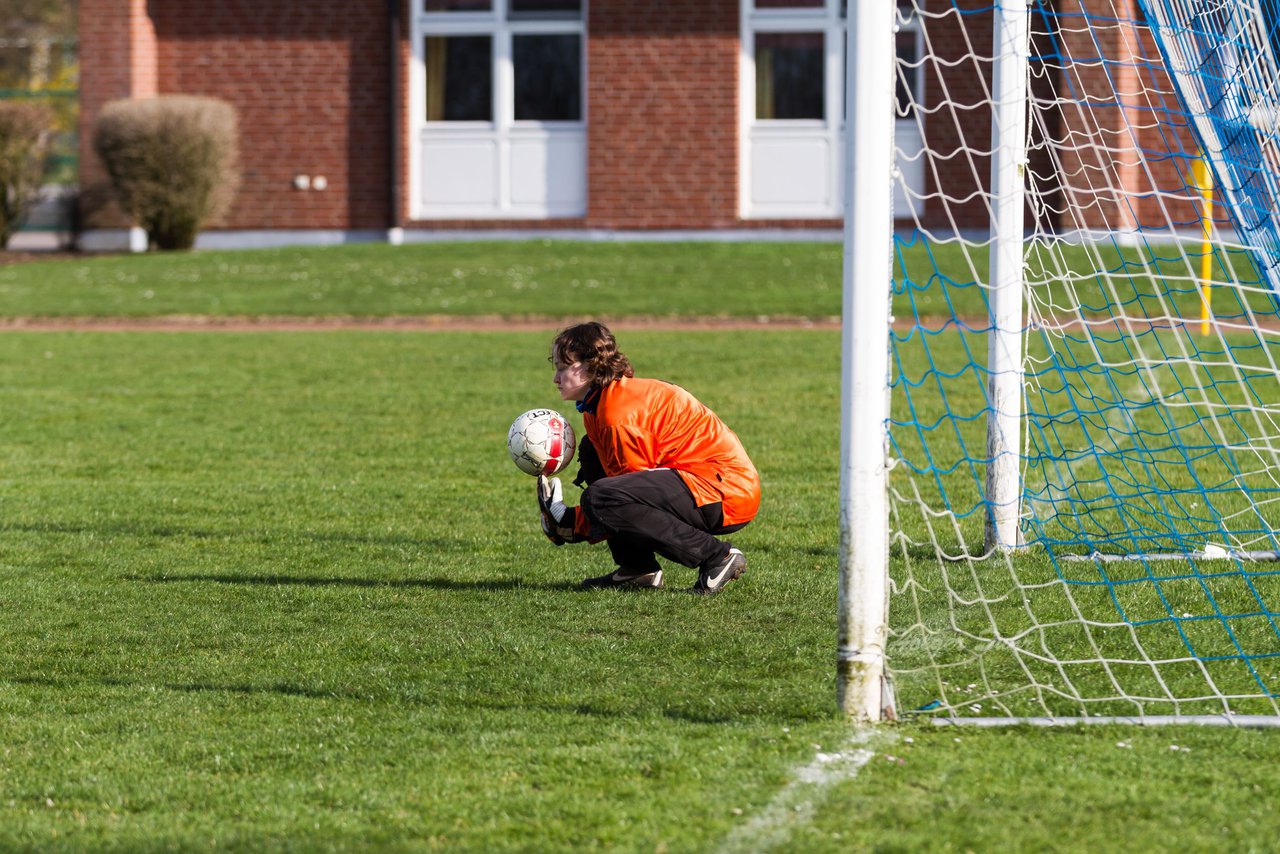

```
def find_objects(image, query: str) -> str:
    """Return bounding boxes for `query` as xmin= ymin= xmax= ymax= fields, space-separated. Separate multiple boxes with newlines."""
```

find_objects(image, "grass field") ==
xmin=2 ymin=242 xmax=1279 ymax=851
xmin=0 ymin=242 xmax=846 ymax=318
xmin=0 ymin=238 xmax=1268 ymax=321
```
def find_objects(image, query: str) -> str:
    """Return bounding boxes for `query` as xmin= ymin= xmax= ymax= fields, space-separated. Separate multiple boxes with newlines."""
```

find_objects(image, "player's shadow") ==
xmin=1 ymin=519 xmax=456 ymax=551
xmin=128 ymin=572 xmax=582 ymax=592
xmin=5 ymin=673 xmax=346 ymax=702
xmin=1 ymin=674 xmax=752 ymax=723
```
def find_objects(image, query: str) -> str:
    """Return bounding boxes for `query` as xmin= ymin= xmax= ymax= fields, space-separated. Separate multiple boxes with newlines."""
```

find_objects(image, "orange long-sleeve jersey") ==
xmin=583 ymin=377 xmax=761 ymax=527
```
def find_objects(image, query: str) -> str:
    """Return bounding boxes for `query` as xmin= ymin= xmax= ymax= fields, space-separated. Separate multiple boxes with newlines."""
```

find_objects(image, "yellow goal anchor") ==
xmin=1192 ymin=151 xmax=1214 ymax=336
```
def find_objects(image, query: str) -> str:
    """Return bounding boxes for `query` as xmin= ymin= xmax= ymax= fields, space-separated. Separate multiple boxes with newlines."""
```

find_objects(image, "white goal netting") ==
xmin=885 ymin=0 xmax=1280 ymax=721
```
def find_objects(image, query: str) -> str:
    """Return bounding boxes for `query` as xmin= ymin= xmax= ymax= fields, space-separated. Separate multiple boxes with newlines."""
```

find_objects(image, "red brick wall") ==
xmin=1054 ymin=0 xmax=1136 ymax=233
xmin=919 ymin=1 xmax=994 ymax=233
xmin=78 ymin=0 xmax=397 ymax=232
xmin=83 ymin=0 xmax=749 ymax=234
xmin=81 ymin=1 xmax=1206 ymax=237
xmin=1132 ymin=24 xmax=1208 ymax=234
xmin=917 ymin=0 xmax=1204 ymax=237
xmin=78 ymin=0 xmax=157 ymax=227
xmin=1051 ymin=0 xmax=1205 ymax=236
xmin=407 ymin=0 xmax=743 ymax=232
xmin=582 ymin=0 xmax=740 ymax=229
xmin=148 ymin=1 xmax=394 ymax=230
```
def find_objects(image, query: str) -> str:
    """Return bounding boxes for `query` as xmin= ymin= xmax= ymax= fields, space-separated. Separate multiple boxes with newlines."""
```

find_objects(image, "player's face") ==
xmin=553 ymin=358 xmax=591 ymax=401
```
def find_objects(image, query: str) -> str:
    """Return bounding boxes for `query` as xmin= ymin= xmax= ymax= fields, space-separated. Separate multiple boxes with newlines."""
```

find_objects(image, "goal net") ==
xmin=872 ymin=0 xmax=1280 ymax=722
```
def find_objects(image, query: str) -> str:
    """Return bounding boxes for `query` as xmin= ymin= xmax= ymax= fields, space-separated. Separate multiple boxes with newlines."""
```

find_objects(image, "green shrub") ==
xmin=0 ymin=101 xmax=54 ymax=248
xmin=93 ymin=96 xmax=240 ymax=251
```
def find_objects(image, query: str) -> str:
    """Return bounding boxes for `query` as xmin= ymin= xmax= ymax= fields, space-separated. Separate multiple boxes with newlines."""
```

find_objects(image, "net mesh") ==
xmin=888 ymin=0 xmax=1280 ymax=719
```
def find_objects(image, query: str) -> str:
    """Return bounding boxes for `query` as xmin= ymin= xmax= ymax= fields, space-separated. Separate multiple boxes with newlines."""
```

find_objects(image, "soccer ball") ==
xmin=507 ymin=409 xmax=576 ymax=476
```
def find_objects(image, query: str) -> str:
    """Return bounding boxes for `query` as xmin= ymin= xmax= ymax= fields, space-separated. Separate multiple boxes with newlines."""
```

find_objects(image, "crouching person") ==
xmin=537 ymin=321 xmax=761 ymax=595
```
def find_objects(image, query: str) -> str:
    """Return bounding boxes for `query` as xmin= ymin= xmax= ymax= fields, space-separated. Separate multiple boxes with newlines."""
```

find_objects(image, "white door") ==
xmin=741 ymin=0 xmax=925 ymax=220
xmin=411 ymin=0 xmax=586 ymax=219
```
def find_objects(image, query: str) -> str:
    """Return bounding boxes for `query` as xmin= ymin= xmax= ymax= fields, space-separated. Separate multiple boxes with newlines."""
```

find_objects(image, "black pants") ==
xmin=581 ymin=469 xmax=747 ymax=571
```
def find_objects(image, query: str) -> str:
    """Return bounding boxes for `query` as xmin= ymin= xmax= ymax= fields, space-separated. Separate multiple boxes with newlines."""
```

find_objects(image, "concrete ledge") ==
xmin=82 ymin=228 xmax=846 ymax=251
xmin=77 ymin=228 xmax=147 ymax=253
xmin=73 ymin=226 xmax=1238 ymax=253
xmin=7 ymin=231 xmax=74 ymax=251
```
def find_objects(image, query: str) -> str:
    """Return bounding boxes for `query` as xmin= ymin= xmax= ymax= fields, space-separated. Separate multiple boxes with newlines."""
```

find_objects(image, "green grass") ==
xmin=1 ymin=244 xmax=1279 ymax=850
xmin=789 ymin=725 xmax=1280 ymax=853
xmin=2 ymin=238 xmax=1271 ymax=322
xmin=888 ymin=323 xmax=1280 ymax=718
xmin=0 ymin=330 xmax=848 ymax=850
xmin=0 ymin=242 xmax=846 ymax=318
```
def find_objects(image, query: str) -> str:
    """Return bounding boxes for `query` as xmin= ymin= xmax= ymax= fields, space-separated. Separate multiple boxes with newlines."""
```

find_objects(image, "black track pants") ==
xmin=581 ymin=469 xmax=747 ymax=571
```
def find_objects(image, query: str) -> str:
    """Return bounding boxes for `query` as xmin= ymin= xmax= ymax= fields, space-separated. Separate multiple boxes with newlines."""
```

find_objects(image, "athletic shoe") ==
xmin=692 ymin=547 xmax=746 ymax=595
xmin=580 ymin=567 xmax=664 ymax=589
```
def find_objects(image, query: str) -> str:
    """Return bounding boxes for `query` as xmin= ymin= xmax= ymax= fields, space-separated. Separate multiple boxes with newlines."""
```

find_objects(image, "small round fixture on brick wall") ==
xmin=293 ymin=175 xmax=311 ymax=190
xmin=312 ymin=176 xmax=328 ymax=191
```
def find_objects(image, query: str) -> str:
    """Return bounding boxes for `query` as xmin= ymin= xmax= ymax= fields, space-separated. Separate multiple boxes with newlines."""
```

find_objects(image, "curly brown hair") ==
xmin=551 ymin=322 xmax=635 ymax=389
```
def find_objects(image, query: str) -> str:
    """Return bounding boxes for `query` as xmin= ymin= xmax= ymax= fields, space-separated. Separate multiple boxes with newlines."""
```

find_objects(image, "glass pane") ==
xmin=424 ymin=0 xmax=491 ymax=10
xmin=509 ymin=0 xmax=582 ymax=18
xmin=755 ymin=32 xmax=824 ymax=120
xmin=514 ymin=34 xmax=582 ymax=121
xmin=424 ymin=35 xmax=493 ymax=121
xmin=896 ymin=30 xmax=919 ymax=117
xmin=756 ymin=0 xmax=823 ymax=8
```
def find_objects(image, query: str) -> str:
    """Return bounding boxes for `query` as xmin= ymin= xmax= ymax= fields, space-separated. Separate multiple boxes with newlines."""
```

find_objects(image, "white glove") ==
xmin=539 ymin=475 xmax=570 ymax=523
xmin=537 ymin=475 xmax=582 ymax=544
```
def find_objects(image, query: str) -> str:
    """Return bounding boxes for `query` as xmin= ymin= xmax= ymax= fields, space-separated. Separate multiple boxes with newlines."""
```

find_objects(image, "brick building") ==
xmin=76 ymin=0 xmax=1185 ymax=248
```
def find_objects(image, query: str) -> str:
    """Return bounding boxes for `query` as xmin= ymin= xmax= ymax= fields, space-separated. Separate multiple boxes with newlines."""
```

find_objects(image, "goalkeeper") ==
xmin=537 ymin=321 xmax=761 ymax=594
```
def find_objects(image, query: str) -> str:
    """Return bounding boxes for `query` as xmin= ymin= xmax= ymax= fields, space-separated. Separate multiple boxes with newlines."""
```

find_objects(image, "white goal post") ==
xmin=841 ymin=0 xmax=1280 ymax=725
xmin=837 ymin=0 xmax=896 ymax=722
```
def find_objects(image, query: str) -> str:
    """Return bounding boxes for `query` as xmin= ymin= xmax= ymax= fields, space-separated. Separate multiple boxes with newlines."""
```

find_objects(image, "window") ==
xmin=425 ymin=0 xmax=491 ymax=10
xmin=755 ymin=32 xmax=824 ymax=119
xmin=514 ymin=33 xmax=581 ymax=120
xmin=424 ymin=36 xmax=493 ymax=121
xmin=741 ymin=0 xmax=925 ymax=218
xmin=509 ymin=0 xmax=582 ymax=18
xmin=412 ymin=0 xmax=587 ymax=218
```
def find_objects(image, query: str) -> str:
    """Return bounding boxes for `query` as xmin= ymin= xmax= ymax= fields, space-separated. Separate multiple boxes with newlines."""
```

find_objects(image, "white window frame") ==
xmin=739 ymin=0 xmax=923 ymax=219
xmin=409 ymin=0 xmax=587 ymax=219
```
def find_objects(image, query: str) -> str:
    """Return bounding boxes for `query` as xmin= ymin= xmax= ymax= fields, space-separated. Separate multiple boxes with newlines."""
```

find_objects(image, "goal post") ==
xmin=837 ymin=0 xmax=896 ymax=722
xmin=984 ymin=0 xmax=1029 ymax=554
xmin=843 ymin=0 xmax=1280 ymax=724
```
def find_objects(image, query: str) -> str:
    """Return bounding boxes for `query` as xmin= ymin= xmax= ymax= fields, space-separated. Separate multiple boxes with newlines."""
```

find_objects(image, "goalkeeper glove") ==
xmin=538 ymin=475 xmax=587 ymax=545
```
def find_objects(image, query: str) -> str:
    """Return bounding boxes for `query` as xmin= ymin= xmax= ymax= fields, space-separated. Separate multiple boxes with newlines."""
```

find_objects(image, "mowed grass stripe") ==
xmin=0 ymin=238 xmax=1260 ymax=321
xmin=0 ymin=284 xmax=1276 ymax=849
xmin=0 ymin=330 xmax=852 ymax=851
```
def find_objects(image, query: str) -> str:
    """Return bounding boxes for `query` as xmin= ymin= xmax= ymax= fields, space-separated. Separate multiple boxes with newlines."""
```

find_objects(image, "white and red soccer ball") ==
xmin=507 ymin=409 xmax=576 ymax=476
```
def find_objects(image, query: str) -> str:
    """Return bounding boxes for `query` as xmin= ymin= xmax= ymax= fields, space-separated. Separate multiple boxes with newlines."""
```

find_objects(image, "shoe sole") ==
xmin=580 ymin=570 xmax=664 ymax=589
xmin=691 ymin=550 xmax=746 ymax=595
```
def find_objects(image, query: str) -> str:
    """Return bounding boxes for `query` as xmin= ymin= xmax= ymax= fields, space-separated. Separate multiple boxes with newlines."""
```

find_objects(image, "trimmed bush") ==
xmin=93 ymin=96 xmax=240 ymax=251
xmin=0 ymin=101 xmax=54 ymax=248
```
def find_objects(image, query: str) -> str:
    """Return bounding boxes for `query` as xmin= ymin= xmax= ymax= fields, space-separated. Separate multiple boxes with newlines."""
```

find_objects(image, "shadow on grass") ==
xmin=125 ymin=572 xmax=582 ymax=592
xmin=891 ymin=542 xmax=995 ymax=562
xmin=2 ymin=674 xmax=752 ymax=724
xmin=6 ymin=673 xmax=386 ymax=703
xmin=1 ymin=520 xmax=457 ymax=550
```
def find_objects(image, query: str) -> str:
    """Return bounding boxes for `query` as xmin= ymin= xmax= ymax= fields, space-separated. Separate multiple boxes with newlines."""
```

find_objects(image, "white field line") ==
xmin=716 ymin=728 xmax=893 ymax=854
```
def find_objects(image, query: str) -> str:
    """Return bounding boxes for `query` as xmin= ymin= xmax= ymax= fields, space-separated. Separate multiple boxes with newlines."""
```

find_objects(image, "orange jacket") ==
xmin=584 ymin=377 xmax=761 ymax=526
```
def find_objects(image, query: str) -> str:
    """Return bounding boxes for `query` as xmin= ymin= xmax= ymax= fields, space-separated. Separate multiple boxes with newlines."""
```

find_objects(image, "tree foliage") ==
xmin=0 ymin=100 xmax=52 ymax=246
xmin=0 ymin=0 xmax=78 ymax=189
xmin=0 ymin=0 xmax=76 ymax=39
